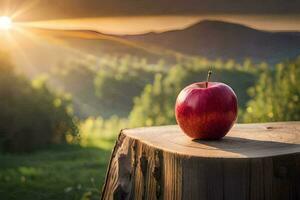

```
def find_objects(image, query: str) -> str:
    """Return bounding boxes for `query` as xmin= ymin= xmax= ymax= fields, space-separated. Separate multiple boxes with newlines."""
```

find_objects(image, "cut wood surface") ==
xmin=101 ymin=122 xmax=300 ymax=200
xmin=124 ymin=121 xmax=300 ymax=158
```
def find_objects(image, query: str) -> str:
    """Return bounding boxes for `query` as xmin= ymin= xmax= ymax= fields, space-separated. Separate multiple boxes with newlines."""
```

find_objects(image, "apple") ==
xmin=175 ymin=71 xmax=237 ymax=140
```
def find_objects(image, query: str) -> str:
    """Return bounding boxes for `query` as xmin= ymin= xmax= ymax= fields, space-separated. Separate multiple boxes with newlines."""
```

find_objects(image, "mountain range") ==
xmin=123 ymin=20 xmax=300 ymax=64
xmin=4 ymin=19 xmax=300 ymax=77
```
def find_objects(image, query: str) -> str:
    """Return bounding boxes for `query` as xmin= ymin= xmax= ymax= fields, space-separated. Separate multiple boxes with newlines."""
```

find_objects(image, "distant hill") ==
xmin=123 ymin=20 xmax=300 ymax=63
xmin=6 ymin=20 xmax=300 ymax=77
xmin=4 ymin=27 xmax=180 ymax=77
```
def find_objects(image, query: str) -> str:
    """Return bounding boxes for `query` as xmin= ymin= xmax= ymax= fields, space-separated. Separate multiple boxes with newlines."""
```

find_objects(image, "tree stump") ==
xmin=101 ymin=122 xmax=300 ymax=200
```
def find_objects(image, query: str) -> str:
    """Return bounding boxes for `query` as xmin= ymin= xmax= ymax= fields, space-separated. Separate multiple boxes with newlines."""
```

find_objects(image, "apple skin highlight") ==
xmin=175 ymin=82 xmax=238 ymax=140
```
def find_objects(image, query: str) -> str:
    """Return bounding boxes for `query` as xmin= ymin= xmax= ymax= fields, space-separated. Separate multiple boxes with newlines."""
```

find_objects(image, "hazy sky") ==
xmin=1 ymin=0 xmax=300 ymax=34
xmin=24 ymin=15 xmax=300 ymax=35
xmin=0 ymin=0 xmax=300 ymax=21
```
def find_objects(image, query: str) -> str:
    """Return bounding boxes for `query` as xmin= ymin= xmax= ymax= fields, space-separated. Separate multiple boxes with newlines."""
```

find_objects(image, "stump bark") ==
xmin=101 ymin=122 xmax=300 ymax=200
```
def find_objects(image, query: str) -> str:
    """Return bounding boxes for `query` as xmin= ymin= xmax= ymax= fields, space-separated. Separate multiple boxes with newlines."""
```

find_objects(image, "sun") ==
xmin=0 ymin=16 xmax=12 ymax=30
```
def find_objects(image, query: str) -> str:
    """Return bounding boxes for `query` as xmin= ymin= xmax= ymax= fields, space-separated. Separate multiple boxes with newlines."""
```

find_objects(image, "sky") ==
xmin=0 ymin=0 xmax=300 ymax=34
xmin=0 ymin=0 xmax=299 ymax=21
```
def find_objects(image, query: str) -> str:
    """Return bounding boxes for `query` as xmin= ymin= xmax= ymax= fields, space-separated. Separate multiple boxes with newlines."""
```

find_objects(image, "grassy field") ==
xmin=0 ymin=142 xmax=114 ymax=200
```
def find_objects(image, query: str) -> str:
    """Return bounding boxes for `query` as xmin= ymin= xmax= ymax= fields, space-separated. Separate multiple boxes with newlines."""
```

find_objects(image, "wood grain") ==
xmin=101 ymin=122 xmax=300 ymax=200
xmin=124 ymin=122 xmax=300 ymax=158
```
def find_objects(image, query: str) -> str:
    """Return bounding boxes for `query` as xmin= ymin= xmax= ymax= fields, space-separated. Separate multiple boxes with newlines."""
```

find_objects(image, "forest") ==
xmin=1 ymin=48 xmax=300 ymax=151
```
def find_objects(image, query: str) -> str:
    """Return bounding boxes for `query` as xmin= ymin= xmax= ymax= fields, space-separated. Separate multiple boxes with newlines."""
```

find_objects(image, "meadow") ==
xmin=0 ymin=144 xmax=112 ymax=200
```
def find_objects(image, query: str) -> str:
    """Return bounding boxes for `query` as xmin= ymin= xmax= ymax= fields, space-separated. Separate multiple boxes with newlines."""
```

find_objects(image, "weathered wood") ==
xmin=101 ymin=122 xmax=300 ymax=200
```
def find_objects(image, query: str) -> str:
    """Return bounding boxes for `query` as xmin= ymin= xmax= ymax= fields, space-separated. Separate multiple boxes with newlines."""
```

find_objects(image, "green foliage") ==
xmin=129 ymin=73 xmax=170 ymax=126
xmin=0 ymin=144 xmax=111 ymax=200
xmin=0 ymin=52 xmax=78 ymax=153
xmin=129 ymin=60 xmax=258 ymax=126
xmin=47 ymin=54 xmax=265 ymax=124
xmin=50 ymin=55 xmax=161 ymax=118
xmin=94 ymin=68 xmax=155 ymax=117
xmin=50 ymin=60 xmax=99 ymax=118
xmin=79 ymin=116 xmax=127 ymax=149
xmin=243 ymin=57 xmax=300 ymax=122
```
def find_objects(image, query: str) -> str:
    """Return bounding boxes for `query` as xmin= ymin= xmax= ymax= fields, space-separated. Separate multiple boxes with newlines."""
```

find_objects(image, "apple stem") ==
xmin=206 ymin=70 xmax=212 ymax=88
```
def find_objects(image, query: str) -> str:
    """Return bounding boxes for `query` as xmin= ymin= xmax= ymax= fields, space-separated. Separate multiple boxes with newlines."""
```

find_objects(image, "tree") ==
xmin=129 ymin=73 xmax=168 ymax=127
xmin=0 ymin=52 xmax=78 ymax=152
xmin=243 ymin=57 xmax=300 ymax=122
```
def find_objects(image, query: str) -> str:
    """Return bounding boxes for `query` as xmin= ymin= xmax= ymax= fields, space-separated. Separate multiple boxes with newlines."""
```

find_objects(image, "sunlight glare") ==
xmin=0 ymin=16 xmax=12 ymax=30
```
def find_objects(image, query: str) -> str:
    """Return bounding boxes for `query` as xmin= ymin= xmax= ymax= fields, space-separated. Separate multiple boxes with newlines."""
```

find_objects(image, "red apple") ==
xmin=175 ymin=72 xmax=237 ymax=140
